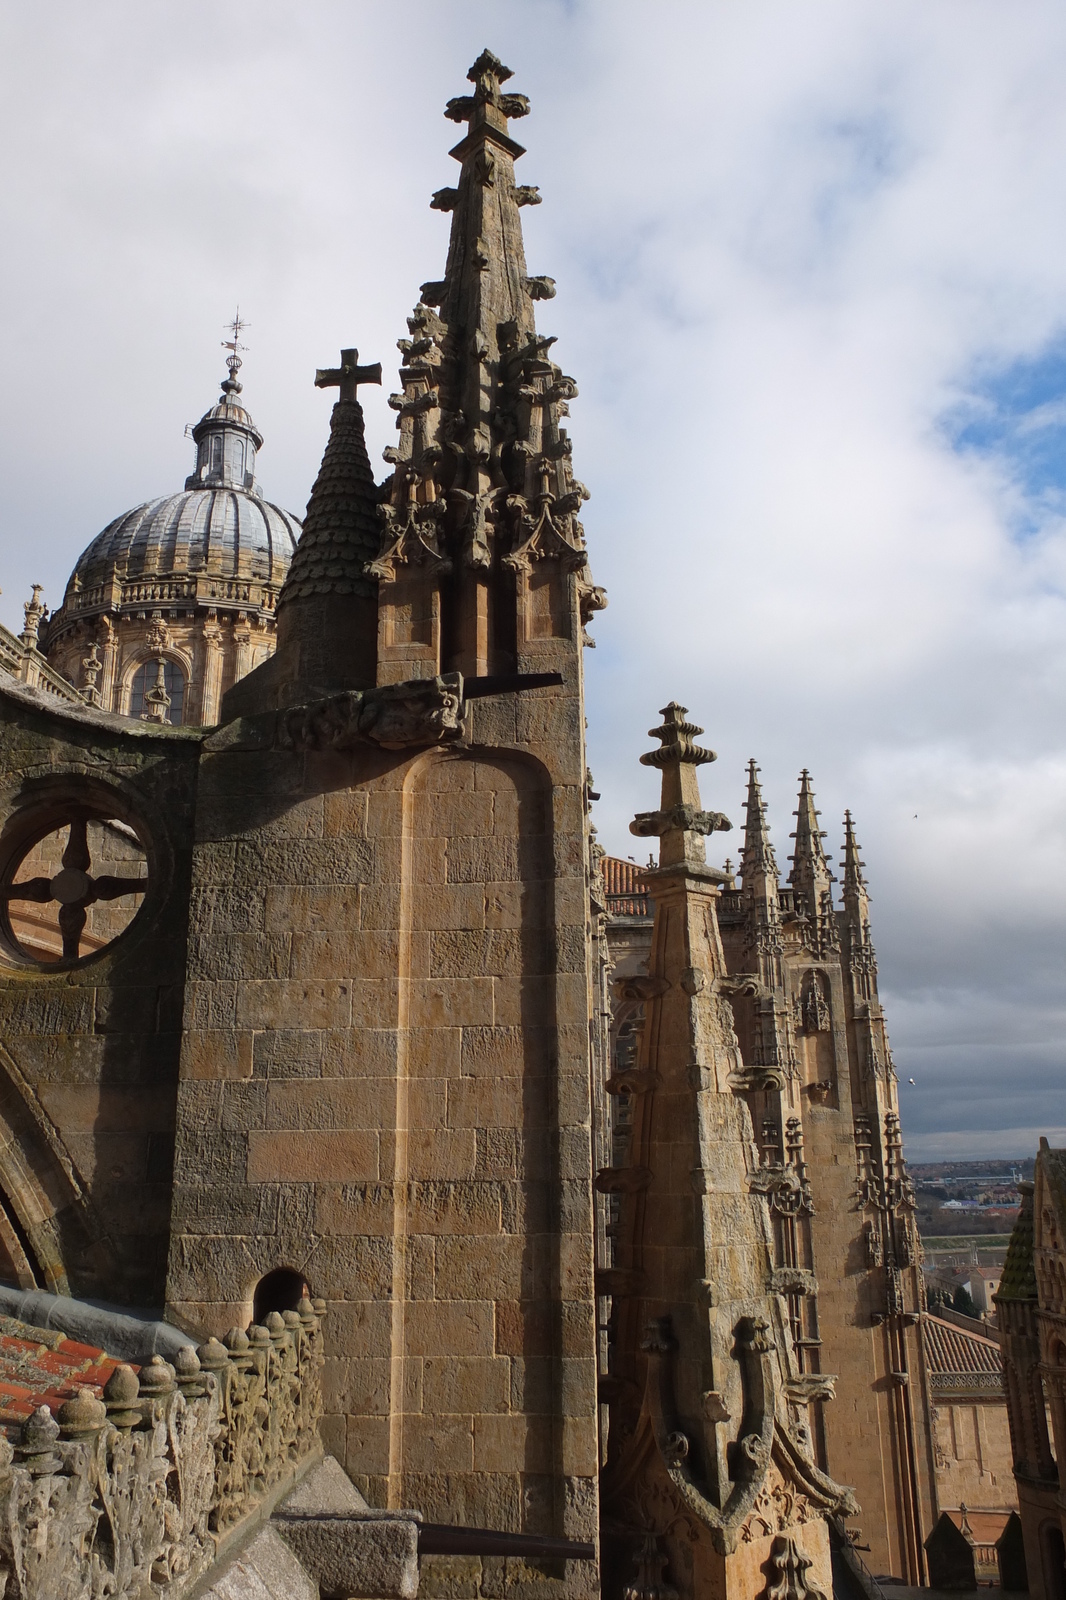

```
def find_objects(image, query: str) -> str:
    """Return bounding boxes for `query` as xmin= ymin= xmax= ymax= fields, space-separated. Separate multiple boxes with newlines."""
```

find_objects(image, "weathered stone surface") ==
xmin=274 ymin=1512 xmax=420 ymax=1600
xmin=200 ymin=1526 xmax=319 ymax=1600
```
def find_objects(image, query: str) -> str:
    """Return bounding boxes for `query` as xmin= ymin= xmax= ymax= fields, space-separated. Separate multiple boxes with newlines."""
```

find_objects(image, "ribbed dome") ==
xmin=68 ymin=489 xmax=299 ymax=595
xmin=59 ymin=358 xmax=300 ymax=602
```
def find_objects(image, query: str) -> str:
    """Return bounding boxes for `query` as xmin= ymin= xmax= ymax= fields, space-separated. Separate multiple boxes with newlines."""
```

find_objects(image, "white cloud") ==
xmin=1 ymin=0 xmax=1065 ymax=1159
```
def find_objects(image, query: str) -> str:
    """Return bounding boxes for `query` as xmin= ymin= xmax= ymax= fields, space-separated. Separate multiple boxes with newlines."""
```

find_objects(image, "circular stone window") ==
xmin=0 ymin=810 xmax=149 ymax=966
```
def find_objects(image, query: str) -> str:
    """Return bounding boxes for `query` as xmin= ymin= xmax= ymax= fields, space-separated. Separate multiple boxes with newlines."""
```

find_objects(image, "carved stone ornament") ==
xmin=615 ymin=975 xmax=670 ymax=1002
xmin=770 ymin=1267 xmax=819 ymax=1298
xmin=145 ymin=613 xmax=170 ymax=653
xmin=784 ymin=1373 xmax=838 ymax=1405
xmin=758 ymin=1534 xmax=828 ymax=1600
xmin=370 ymin=496 xmax=451 ymax=581
xmin=626 ymin=1311 xmax=854 ymax=1560
xmin=279 ymin=674 xmax=465 ymax=754
xmin=631 ymin=803 xmax=732 ymax=839
xmin=730 ymin=1062 xmax=788 ymax=1095
xmin=622 ymin=1533 xmax=679 ymax=1600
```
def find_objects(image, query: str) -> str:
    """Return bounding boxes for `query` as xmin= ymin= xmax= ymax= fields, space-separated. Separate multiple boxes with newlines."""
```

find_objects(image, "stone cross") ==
xmin=314 ymin=348 xmax=382 ymax=403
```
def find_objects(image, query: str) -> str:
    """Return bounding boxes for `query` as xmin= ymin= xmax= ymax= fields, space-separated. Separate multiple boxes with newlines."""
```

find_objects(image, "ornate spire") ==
xmin=740 ymin=759 xmax=779 ymax=886
xmin=789 ymin=770 xmax=836 ymax=953
xmin=371 ymin=48 xmax=603 ymax=675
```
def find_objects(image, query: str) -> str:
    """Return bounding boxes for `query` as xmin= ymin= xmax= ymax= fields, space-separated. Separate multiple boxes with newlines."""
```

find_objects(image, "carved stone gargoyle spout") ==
xmin=279 ymin=673 xmax=465 ymax=753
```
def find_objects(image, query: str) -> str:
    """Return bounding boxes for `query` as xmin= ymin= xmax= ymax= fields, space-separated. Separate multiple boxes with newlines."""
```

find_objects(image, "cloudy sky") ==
xmin=2 ymin=1 xmax=1065 ymax=1160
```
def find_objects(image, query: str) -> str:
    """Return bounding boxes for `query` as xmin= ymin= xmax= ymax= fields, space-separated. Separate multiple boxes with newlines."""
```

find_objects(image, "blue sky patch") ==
xmin=947 ymin=337 xmax=1066 ymax=516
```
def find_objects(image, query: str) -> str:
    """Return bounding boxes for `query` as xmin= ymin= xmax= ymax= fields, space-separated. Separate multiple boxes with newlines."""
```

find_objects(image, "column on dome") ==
xmin=196 ymin=615 xmax=225 ymax=725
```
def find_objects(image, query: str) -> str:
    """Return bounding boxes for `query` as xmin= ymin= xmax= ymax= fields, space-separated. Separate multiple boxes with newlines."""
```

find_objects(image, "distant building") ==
xmin=971 ymin=1267 xmax=1003 ymax=1315
xmin=923 ymin=1313 xmax=1015 ymax=1514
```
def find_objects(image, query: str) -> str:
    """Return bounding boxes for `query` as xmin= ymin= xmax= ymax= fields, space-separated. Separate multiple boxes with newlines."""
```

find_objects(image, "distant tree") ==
xmin=953 ymin=1285 xmax=979 ymax=1319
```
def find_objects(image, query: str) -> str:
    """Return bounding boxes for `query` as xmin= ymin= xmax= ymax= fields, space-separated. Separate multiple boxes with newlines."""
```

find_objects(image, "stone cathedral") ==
xmin=0 ymin=51 xmax=941 ymax=1600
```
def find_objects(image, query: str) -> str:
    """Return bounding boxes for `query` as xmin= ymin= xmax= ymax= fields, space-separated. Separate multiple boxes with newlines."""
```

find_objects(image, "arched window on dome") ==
xmin=127 ymin=659 xmax=186 ymax=725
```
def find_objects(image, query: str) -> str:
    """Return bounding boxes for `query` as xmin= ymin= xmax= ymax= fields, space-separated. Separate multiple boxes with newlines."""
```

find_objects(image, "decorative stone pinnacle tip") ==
xmin=468 ymin=48 xmax=512 ymax=83
xmin=640 ymin=700 xmax=716 ymax=769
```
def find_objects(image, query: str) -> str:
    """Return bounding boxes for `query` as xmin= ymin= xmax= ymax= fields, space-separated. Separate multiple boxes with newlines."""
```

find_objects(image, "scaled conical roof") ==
xmin=276 ymin=396 xmax=380 ymax=606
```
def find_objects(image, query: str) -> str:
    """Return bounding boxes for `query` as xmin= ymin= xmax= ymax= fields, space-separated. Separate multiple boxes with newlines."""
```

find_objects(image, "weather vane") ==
xmin=221 ymin=306 xmax=249 ymax=386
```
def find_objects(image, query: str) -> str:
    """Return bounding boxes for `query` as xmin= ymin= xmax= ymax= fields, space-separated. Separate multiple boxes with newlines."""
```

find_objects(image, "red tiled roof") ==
xmin=923 ymin=1314 xmax=1003 ymax=1377
xmin=603 ymin=856 xmax=651 ymax=918
xmin=946 ymin=1509 xmax=1011 ymax=1546
xmin=0 ymin=1314 xmax=133 ymax=1429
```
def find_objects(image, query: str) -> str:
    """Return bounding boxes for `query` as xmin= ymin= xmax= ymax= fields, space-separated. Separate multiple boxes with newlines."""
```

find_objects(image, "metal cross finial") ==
xmin=315 ymin=348 xmax=383 ymax=403
xmin=222 ymin=306 xmax=249 ymax=387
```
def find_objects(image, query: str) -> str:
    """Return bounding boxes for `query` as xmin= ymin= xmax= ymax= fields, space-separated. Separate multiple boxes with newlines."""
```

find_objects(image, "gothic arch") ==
xmin=0 ymin=1042 xmax=119 ymax=1295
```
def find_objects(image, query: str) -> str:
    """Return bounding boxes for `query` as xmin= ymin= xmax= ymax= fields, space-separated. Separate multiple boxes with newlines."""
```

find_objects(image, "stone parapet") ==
xmin=0 ymin=1299 xmax=324 ymax=1600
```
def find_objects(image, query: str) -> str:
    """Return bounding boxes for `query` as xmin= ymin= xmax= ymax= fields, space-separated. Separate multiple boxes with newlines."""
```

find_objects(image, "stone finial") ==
xmin=20 ymin=585 xmax=46 ymax=649
xmin=57 ymin=1386 xmax=107 ymax=1439
xmin=248 ymin=1324 xmax=272 ymax=1358
xmin=196 ymin=1337 xmax=232 ymax=1385
xmin=79 ymin=641 xmax=103 ymax=701
xmin=138 ymin=1355 xmax=176 ymax=1400
xmin=444 ymin=50 xmax=530 ymax=139
xmin=788 ymin=769 xmax=837 ymax=955
xmin=174 ymin=1344 xmax=205 ymax=1397
xmin=103 ymin=1363 xmax=142 ymax=1429
xmin=789 ymin=770 xmax=832 ymax=876
xmin=140 ymin=657 xmax=172 ymax=724
xmin=841 ymin=809 xmax=869 ymax=900
xmin=631 ymin=703 xmax=730 ymax=869
xmin=639 ymin=702 xmax=717 ymax=776
xmin=17 ymin=1405 xmax=62 ymax=1474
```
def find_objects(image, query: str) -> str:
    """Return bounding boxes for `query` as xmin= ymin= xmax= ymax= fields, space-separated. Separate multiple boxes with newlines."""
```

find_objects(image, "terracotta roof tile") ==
xmin=603 ymin=855 xmax=651 ymax=918
xmin=947 ymin=1509 xmax=1011 ymax=1546
xmin=923 ymin=1314 xmax=1003 ymax=1377
xmin=0 ymin=1319 xmax=134 ymax=1431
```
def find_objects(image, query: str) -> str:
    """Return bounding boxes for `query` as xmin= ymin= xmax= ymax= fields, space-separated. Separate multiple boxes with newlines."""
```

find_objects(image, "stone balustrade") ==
xmin=0 ymin=1299 xmax=324 ymax=1600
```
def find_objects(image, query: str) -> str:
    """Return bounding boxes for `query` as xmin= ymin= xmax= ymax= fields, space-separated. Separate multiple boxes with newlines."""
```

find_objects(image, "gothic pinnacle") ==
xmin=740 ymin=758 xmax=779 ymax=885
xmin=370 ymin=46 xmax=597 ymax=644
xmin=842 ymin=810 xmax=868 ymax=896
xmin=788 ymin=769 xmax=837 ymax=952
xmin=789 ymin=769 xmax=833 ymax=879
